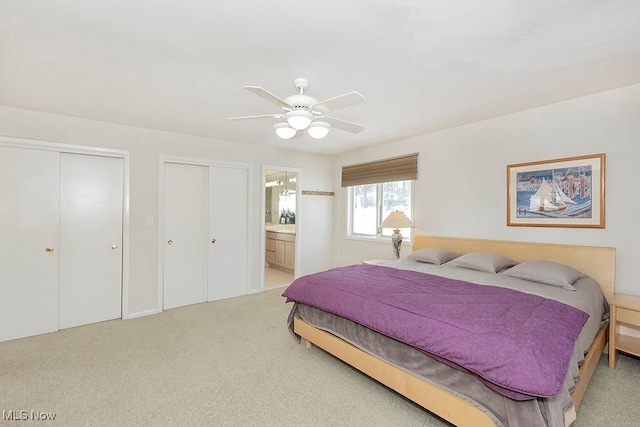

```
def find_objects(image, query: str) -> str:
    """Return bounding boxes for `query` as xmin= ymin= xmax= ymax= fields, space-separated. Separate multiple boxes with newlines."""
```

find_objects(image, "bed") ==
xmin=283 ymin=236 xmax=615 ymax=427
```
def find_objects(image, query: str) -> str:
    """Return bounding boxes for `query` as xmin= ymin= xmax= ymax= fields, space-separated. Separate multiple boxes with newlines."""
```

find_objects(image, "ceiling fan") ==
xmin=228 ymin=78 xmax=365 ymax=140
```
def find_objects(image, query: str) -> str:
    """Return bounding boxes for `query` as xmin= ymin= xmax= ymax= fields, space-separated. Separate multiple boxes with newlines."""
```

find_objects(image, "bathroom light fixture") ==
xmin=273 ymin=123 xmax=296 ymax=139
xmin=265 ymin=179 xmax=283 ymax=187
xmin=307 ymin=122 xmax=331 ymax=139
xmin=381 ymin=211 xmax=414 ymax=260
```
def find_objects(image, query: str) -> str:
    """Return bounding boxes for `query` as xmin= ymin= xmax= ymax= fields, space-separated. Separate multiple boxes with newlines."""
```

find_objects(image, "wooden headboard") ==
xmin=413 ymin=235 xmax=616 ymax=302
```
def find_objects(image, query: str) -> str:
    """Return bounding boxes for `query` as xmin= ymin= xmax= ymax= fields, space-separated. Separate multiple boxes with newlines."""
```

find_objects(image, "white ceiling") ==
xmin=2 ymin=1 xmax=640 ymax=154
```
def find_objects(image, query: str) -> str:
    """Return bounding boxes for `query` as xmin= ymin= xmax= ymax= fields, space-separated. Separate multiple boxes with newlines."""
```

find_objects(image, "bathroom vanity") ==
xmin=265 ymin=225 xmax=295 ymax=272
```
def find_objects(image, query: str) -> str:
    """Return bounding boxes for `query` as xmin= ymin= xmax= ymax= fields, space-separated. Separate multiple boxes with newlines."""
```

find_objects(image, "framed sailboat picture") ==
xmin=507 ymin=153 xmax=605 ymax=228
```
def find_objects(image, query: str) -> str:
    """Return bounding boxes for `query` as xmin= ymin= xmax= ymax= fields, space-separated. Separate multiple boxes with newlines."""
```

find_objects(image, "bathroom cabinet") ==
xmin=266 ymin=231 xmax=295 ymax=272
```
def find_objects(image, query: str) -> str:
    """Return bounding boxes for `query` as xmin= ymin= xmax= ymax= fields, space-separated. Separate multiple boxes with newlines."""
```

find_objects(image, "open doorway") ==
xmin=263 ymin=167 xmax=299 ymax=290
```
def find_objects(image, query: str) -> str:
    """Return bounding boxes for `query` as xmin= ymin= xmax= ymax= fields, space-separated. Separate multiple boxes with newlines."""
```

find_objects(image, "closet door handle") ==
xmin=111 ymin=245 xmax=119 ymax=251
xmin=167 ymin=240 xmax=173 ymax=245
xmin=45 ymin=247 xmax=54 ymax=253
xmin=211 ymin=239 xmax=216 ymax=244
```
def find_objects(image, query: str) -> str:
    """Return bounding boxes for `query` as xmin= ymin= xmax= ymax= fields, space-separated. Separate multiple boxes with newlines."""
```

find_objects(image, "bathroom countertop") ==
xmin=265 ymin=224 xmax=296 ymax=234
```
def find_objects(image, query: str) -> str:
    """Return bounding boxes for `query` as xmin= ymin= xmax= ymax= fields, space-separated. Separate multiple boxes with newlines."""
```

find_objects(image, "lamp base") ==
xmin=391 ymin=229 xmax=403 ymax=260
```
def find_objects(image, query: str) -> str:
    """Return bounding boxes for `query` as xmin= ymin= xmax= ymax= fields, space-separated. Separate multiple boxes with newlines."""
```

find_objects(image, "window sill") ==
xmin=345 ymin=235 xmax=412 ymax=245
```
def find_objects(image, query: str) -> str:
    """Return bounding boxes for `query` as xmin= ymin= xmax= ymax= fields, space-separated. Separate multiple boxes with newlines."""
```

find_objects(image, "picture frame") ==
xmin=507 ymin=153 xmax=605 ymax=228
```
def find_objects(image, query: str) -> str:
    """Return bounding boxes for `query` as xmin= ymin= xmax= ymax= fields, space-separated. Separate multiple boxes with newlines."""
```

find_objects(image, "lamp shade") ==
xmin=307 ymin=121 xmax=331 ymax=139
xmin=381 ymin=211 xmax=414 ymax=229
xmin=285 ymin=110 xmax=314 ymax=130
xmin=274 ymin=123 xmax=296 ymax=139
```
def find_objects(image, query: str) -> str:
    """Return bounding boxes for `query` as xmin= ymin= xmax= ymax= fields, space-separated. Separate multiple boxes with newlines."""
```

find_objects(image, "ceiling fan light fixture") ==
xmin=231 ymin=78 xmax=365 ymax=138
xmin=274 ymin=123 xmax=297 ymax=139
xmin=307 ymin=121 xmax=331 ymax=139
xmin=286 ymin=110 xmax=313 ymax=130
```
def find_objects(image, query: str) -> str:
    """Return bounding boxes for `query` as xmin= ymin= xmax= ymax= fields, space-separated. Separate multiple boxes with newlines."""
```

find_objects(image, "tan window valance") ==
xmin=341 ymin=153 xmax=418 ymax=187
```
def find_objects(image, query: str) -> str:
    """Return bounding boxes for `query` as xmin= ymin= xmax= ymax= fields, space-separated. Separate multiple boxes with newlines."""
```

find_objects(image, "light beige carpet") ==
xmin=1 ymin=288 xmax=638 ymax=426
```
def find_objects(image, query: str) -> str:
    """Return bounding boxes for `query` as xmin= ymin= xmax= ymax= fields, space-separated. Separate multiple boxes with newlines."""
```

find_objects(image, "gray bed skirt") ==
xmin=289 ymin=303 xmax=576 ymax=427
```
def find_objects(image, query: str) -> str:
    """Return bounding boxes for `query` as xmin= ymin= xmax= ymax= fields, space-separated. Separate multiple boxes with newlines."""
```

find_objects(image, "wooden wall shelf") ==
xmin=301 ymin=190 xmax=334 ymax=196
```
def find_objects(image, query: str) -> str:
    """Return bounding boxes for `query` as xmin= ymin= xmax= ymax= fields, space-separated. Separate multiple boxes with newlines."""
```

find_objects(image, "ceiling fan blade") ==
xmin=245 ymin=86 xmax=292 ymax=109
xmin=228 ymin=113 xmax=284 ymax=121
xmin=313 ymin=91 xmax=365 ymax=113
xmin=323 ymin=116 xmax=365 ymax=134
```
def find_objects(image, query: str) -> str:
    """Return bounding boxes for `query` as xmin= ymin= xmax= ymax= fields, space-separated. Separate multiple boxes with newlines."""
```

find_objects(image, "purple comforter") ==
xmin=282 ymin=265 xmax=589 ymax=400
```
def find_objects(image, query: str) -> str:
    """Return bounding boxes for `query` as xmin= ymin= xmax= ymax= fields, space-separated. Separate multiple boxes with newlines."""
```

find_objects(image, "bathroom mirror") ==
xmin=265 ymin=170 xmax=296 ymax=225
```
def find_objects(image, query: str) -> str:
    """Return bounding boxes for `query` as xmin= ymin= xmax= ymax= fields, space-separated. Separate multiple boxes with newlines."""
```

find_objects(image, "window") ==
xmin=348 ymin=180 xmax=413 ymax=240
xmin=342 ymin=153 xmax=417 ymax=241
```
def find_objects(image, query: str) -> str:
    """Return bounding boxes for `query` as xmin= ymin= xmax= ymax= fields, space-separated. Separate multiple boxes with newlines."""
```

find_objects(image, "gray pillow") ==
xmin=501 ymin=260 xmax=586 ymax=291
xmin=409 ymin=248 xmax=460 ymax=265
xmin=447 ymin=252 xmax=518 ymax=274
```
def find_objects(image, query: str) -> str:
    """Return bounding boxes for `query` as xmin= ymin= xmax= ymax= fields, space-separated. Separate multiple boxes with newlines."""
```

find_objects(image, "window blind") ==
xmin=341 ymin=153 xmax=418 ymax=187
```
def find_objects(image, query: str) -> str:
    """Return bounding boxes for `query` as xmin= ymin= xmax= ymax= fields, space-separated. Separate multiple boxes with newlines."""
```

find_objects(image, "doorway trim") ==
xmin=261 ymin=164 xmax=302 ymax=291
xmin=0 ymin=135 xmax=131 ymax=318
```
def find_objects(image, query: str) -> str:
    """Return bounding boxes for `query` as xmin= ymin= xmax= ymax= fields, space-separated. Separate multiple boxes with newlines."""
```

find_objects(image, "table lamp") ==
xmin=381 ymin=211 xmax=414 ymax=259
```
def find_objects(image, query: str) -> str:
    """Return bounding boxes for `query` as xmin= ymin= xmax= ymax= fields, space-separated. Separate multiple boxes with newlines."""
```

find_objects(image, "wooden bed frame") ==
xmin=293 ymin=235 xmax=616 ymax=427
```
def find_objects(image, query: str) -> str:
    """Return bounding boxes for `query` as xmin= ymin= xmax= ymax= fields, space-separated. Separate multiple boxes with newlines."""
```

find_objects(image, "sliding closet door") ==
xmin=209 ymin=165 xmax=249 ymax=300
xmin=163 ymin=162 xmax=209 ymax=309
xmin=0 ymin=147 xmax=60 ymax=342
xmin=58 ymin=153 xmax=124 ymax=329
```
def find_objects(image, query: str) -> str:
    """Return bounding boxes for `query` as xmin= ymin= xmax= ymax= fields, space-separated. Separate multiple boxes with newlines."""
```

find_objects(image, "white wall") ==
xmin=3 ymin=80 xmax=637 ymax=316
xmin=333 ymin=83 xmax=640 ymax=296
xmin=0 ymin=106 xmax=335 ymax=316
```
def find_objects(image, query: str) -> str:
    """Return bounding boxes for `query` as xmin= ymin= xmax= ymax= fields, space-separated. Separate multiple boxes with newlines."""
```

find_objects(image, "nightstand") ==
xmin=362 ymin=259 xmax=390 ymax=265
xmin=608 ymin=293 xmax=640 ymax=369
